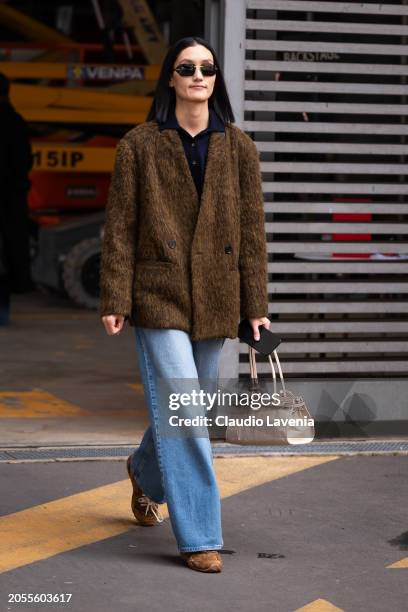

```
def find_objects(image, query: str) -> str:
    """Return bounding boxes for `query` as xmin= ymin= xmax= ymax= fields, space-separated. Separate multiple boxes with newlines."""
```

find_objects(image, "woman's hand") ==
xmin=102 ymin=314 xmax=125 ymax=336
xmin=248 ymin=316 xmax=271 ymax=341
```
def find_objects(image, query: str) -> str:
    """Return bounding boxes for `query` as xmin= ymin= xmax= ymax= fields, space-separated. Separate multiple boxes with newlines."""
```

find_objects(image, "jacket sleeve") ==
xmin=99 ymin=138 xmax=138 ymax=319
xmin=238 ymin=132 xmax=269 ymax=320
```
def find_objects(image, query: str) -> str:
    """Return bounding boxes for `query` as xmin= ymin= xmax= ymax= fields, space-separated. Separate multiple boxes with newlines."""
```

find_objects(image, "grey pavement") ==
xmin=0 ymin=455 xmax=407 ymax=612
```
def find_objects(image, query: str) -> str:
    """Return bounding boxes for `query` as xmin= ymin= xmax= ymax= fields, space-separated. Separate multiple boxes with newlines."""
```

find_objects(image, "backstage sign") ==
xmin=67 ymin=64 xmax=145 ymax=81
xmin=283 ymin=52 xmax=340 ymax=61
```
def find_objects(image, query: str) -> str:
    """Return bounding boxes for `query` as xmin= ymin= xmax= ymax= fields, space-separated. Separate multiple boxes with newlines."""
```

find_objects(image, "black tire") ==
xmin=62 ymin=237 xmax=101 ymax=310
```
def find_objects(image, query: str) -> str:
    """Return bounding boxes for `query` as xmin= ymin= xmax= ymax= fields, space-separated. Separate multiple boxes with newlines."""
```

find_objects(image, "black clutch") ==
xmin=238 ymin=317 xmax=282 ymax=355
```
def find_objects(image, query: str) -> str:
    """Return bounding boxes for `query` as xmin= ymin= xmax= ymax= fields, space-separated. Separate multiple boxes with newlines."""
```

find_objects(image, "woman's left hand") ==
xmin=248 ymin=316 xmax=271 ymax=341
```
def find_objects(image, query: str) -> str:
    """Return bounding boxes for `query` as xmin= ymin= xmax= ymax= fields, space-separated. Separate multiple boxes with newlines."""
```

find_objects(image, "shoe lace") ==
xmin=137 ymin=495 xmax=164 ymax=523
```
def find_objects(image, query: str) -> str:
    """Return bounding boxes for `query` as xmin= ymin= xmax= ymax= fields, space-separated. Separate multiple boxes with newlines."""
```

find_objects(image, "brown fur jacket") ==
xmin=99 ymin=119 xmax=268 ymax=341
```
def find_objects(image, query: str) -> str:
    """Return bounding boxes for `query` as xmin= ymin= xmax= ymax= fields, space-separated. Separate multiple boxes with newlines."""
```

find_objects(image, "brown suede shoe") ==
xmin=180 ymin=550 xmax=223 ymax=573
xmin=126 ymin=455 xmax=164 ymax=526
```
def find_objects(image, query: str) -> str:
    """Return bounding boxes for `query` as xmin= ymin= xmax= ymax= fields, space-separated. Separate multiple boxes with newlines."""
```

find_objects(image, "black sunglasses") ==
xmin=173 ymin=63 xmax=218 ymax=77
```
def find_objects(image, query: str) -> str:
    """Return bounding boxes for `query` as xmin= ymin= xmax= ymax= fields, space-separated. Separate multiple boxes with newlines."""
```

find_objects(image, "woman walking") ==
xmin=99 ymin=36 xmax=270 ymax=573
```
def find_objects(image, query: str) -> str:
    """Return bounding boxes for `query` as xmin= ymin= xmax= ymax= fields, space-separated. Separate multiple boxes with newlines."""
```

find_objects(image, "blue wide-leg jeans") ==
xmin=130 ymin=327 xmax=226 ymax=553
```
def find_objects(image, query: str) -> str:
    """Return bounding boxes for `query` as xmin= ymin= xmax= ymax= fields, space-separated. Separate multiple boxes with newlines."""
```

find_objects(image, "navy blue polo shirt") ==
xmin=158 ymin=107 xmax=225 ymax=199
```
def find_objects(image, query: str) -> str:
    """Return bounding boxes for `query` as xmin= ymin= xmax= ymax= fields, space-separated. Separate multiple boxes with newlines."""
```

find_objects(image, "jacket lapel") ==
xmin=158 ymin=128 xmax=199 ymax=212
xmin=194 ymin=130 xmax=227 ymax=248
xmin=157 ymin=126 xmax=228 ymax=248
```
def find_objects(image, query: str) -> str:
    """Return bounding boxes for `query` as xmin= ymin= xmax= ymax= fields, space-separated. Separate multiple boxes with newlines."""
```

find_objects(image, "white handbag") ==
xmin=225 ymin=346 xmax=315 ymax=445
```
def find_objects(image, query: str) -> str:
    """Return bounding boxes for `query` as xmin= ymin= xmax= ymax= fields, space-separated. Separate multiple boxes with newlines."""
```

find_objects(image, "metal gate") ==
xmin=219 ymin=0 xmax=408 ymax=379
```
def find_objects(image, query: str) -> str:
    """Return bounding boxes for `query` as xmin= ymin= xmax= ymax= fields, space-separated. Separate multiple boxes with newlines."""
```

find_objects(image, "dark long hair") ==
xmin=146 ymin=36 xmax=235 ymax=125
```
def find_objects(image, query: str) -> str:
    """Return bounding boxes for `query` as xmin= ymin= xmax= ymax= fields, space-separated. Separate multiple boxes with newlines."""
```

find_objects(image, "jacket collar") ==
xmin=158 ymin=106 xmax=225 ymax=134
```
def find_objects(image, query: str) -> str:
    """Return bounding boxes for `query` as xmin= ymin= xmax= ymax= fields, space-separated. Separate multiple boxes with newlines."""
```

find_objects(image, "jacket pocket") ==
xmin=132 ymin=260 xmax=189 ymax=319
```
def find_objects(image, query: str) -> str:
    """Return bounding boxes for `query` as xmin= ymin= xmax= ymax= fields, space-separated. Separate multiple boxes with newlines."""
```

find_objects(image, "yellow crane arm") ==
xmin=117 ymin=0 xmax=167 ymax=64
xmin=0 ymin=4 xmax=72 ymax=43
xmin=20 ymin=107 xmax=147 ymax=125
xmin=11 ymin=83 xmax=152 ymax=113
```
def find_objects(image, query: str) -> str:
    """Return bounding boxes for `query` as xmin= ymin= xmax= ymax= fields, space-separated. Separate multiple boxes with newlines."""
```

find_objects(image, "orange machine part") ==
xmin=28 ymin=171 xmax=111 ymax=212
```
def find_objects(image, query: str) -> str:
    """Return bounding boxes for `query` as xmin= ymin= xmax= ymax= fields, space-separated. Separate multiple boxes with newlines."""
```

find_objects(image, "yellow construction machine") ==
xmin=0 ymin=0 xmax=167 ymax=308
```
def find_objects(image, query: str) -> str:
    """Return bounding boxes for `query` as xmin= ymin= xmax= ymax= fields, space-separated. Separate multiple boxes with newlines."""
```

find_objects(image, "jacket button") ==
xmin=168 ymin=239 xmax=176 ymax=249
xmin=224 ymin=244 xmax=233 ymax=254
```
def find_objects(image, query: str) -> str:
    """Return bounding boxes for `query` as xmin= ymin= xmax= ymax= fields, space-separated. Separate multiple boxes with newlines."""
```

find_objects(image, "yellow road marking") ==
xmin=0 ymin=389 xmax=86 ymax=418
xmin=0 ymin=455 xmax=338 ymax=574
xmin=387 ymin=557 xmax=408 ymax=568
xmin=294 ymin=599 xmax=344 ymax=612
xmin=214 ymin=455 xmax=337 ymax=498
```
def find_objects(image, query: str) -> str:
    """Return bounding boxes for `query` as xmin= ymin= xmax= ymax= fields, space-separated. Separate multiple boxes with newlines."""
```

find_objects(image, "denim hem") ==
xmin=133 ymin=469 xmax=166 ymax=505
xmin=130 ymin=454 xmax=165 ymax=505
xmin=179 ymin=544 xmax=224 ymax=553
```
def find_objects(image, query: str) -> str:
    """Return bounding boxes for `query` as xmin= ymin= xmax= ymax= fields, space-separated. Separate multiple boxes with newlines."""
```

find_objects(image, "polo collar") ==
xmin=158 ymin=106 xmax=225 ymax=134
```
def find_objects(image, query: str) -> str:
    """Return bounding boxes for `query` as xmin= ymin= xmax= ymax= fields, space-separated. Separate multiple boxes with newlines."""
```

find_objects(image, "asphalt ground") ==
xmin=0 ymin=290 xmax=149 ymax=447
xmin=0 ymin=454 xmax=407 ymax=612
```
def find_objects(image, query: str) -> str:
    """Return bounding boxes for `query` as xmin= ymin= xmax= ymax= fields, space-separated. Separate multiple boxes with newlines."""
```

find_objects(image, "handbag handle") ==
xmin=249 ymin=346 xmax=286 ymax=396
